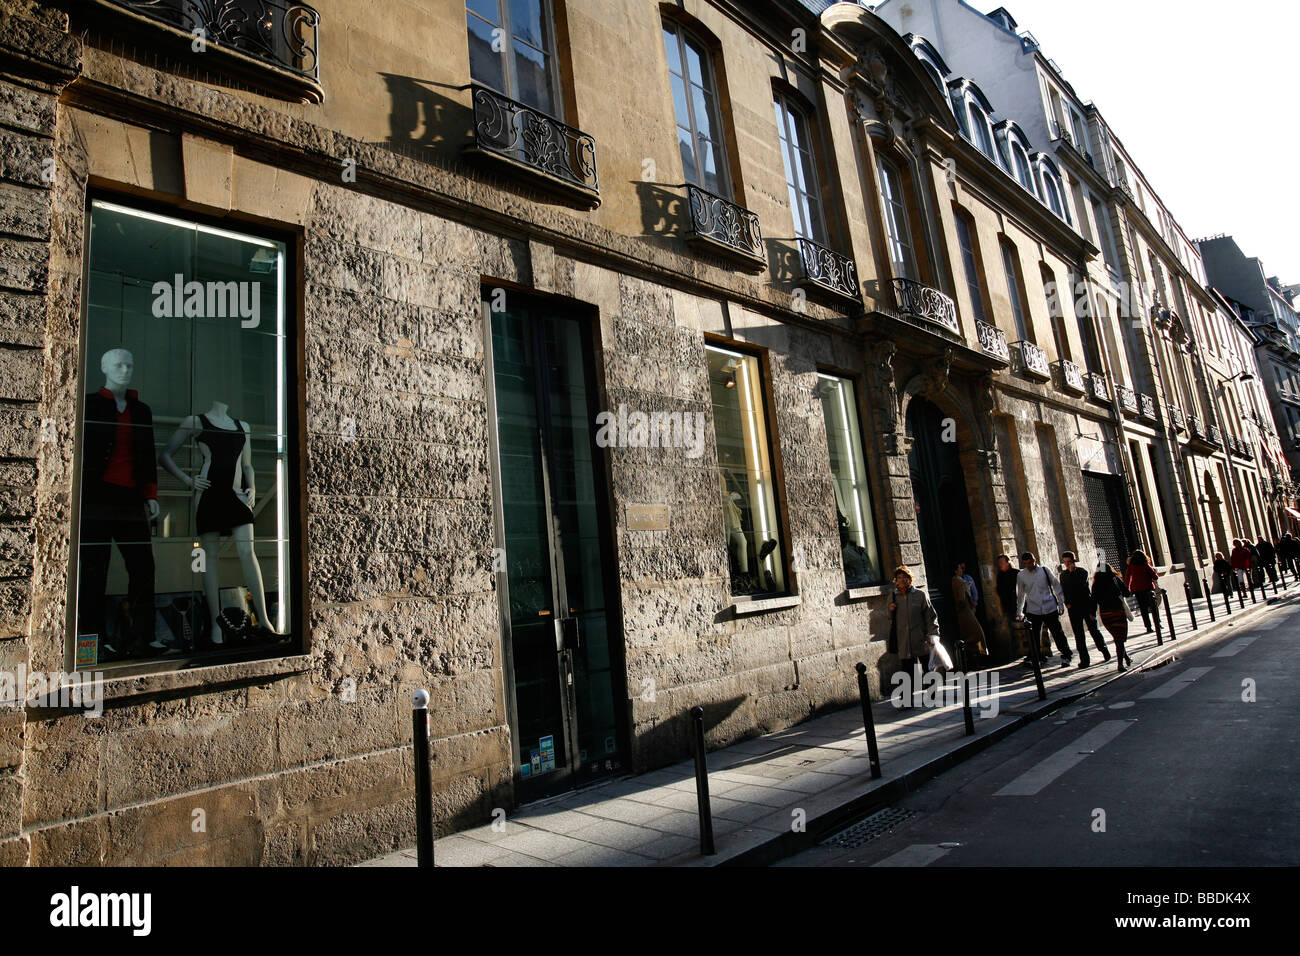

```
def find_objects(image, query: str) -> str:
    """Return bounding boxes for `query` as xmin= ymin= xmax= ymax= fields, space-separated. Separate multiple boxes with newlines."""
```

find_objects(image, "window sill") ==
xmin=48 ymin=651 xmax=312 ymax=710
xmin=845 ymin=584 xmax=892 ymax=601
xmin=729 ymin=594 xmax=802 ymax=616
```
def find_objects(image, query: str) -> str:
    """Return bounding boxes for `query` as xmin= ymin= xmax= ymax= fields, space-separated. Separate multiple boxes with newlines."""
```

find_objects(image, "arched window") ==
xmin=773 ymin=92 xmax=826 ymax=243
xmin=968 ymin=101 xmax=996 ymax=157
xmin=467 ymin=0 xmax=561 ymax=116
xmin=663 ymin=19 xmax=729 ymax=197
xmin=1035 ymin=155 xmax=1071 ymax=224
xmin=876 ymin=155 xmax=918 ymax=281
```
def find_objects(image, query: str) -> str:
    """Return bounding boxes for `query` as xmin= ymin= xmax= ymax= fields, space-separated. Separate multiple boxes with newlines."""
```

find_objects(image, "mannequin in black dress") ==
xmin=160 ymin=400 xmax=275 ymax=643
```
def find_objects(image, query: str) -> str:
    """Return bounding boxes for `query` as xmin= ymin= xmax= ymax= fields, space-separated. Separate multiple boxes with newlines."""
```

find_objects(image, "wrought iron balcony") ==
xmin=97 ymin=0 xmax=320 ymax=86
xmin=1229 ymin=435 xmax=1249 ymax=458
xmin=469 ymin=85 xmax=599 ymax=205
xmin=977 ymin=320 xmax=1009 ymax=362
xmin=797 ymin=238 xmax=860 ymax=301
xmin=1139 ymin=393 xmax=1157 ymax=420
xmin=1207 ymin=425 xmax=1222 ymax=447
xmin=685 ymin=185 xmax=765 ymax=268
xmin=1016 ymin=340 xmax=1050 ymax=379
xmin=1088 ymin=372 xmax=1109 ymax=403
xmin=1116 ymin=384 xmax=1138 ymax=416
xmin=1058 ymin=359 xmax=1085 ymax=394
xmin=891 ymin=278 xmax=958 ymax=335
xmin=1188 ymin=416 xmax=1206 ymax=441
xmin=1168 ymin=406 xmax=1186 ymax=431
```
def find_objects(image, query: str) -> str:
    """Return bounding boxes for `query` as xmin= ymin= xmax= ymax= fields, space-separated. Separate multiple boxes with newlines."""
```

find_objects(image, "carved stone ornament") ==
xmin=921 ymin=347 xmax=953 ymax=399
xmin=870 ymin=340 xmax=900 ymax=436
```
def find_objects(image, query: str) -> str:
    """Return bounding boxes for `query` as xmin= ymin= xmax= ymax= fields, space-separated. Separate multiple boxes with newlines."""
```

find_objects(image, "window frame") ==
xmin=876 ymin=154 xmax=919 ymax=282
xmin=953 ymin=208 xmax=989 ymax=325
xmin=466 ymin=0 xmax=565 ymax=117
xmin=1001 ymin=238 xmax=1032 ymax=343
xmin=70 ymin=191 xmax=307 ymax=676
xmin=816 ymin=370 xmax=884 ymax=590
xmin=663 ymin=18 xmax=732 ymax=198
xmin=773 ymin=91 xmax=828 ymax=245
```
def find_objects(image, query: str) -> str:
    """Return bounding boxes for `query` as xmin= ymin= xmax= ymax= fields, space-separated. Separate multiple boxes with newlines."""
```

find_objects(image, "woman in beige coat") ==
xmin=951 ymin=562 xmax=988 ymax=663
xmin=889 ymin=566 xmax=939 ymax=709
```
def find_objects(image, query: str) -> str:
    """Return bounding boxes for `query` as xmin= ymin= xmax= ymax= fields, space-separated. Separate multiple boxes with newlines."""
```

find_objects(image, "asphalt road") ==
xmin=775 ymin=598 xmax=1300 ymax=867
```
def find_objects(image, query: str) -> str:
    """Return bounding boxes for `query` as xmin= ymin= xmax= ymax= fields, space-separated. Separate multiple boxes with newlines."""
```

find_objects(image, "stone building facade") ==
xmin=0 ymin=0 xmax=1282 ymax=866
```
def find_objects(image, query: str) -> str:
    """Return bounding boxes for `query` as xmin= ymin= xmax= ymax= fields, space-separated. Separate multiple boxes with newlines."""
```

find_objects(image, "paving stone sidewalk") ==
xmin=359 ymin=579 xmax=1295 ymax=867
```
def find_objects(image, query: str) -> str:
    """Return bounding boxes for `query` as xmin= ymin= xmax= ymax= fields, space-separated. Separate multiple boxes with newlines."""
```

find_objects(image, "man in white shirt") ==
xmin=1015 ymin=551 xmax=1073 ymax=668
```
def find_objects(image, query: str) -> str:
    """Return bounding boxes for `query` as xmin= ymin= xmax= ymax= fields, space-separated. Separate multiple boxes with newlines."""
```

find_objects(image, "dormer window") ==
xmin=1034 ymin=154 xmax=1071 ymax=225
xmin=949 ymin=80 xmax=999 ymax=161
xmin=995 ymin=121 xmax=1037 ymax=194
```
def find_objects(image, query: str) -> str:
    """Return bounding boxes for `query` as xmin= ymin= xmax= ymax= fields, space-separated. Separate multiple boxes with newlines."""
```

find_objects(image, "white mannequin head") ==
xmin=101 ymin=348 xmax=133 ymax=390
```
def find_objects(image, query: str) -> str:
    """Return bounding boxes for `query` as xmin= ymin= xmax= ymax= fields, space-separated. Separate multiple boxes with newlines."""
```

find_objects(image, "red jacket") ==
xmin=1124 ymin=562 xmax=1160 ymax=592
xmin=1230 ymin=546 xmax=1253 ymax=571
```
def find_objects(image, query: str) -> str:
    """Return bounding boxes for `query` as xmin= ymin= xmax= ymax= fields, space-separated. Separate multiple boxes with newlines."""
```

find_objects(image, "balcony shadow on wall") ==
xmin=378 ymin=73 xmax=473 ymax=163
xmin=635 ymin=181 xmax=687 ymax=251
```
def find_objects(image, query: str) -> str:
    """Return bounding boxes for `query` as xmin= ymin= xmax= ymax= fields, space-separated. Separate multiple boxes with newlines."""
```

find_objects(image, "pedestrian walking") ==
xmin=1060 ymin=550 xmax=1110 ymax=666
xmin=1123 ymin=550 xmax=1161 ymax=636
xmin=995 ymin=553 xmax=1026 ymax=659
xmin=1015 ymin=551 xmax=1073 ymax=668
xmin=1212 ymin=551 xmax=1234 ymax=596
xmin=1280 ymin=533 xmax=1299 ymax=581
xmin=1256 ymin=535 xmax=1278 ymax=586
xmin=889 ymin=566 xmax=938 ymax=709
xmin=1230 ymin=538 xmax=1252 ymax=591
xmin=951 ymin=562 xmax=988 ymax=665
xmin=1091 ymin=563 xmax=1134 ymax=673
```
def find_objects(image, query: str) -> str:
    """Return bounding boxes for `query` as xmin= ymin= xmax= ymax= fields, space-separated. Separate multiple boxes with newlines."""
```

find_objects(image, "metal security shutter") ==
xmin=1083 ymin=472 xmax=1136 ymax=569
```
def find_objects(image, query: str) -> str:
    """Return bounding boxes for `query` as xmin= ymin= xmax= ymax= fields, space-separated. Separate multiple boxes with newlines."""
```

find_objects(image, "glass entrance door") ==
xmin=486 ymin=293 xmax=624 ymax=800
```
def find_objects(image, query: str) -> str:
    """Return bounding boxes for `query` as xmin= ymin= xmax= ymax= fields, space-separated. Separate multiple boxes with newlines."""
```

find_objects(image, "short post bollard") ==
xmin=1203 ymin=577 xmax=1215 ymax=623
xmin=1248 ymin=574 xmax=1258 ymax=605
xmin=690 ymin=706 xmax=715 ymax=856
xmin=411 ymin=689 xmax=434 ymax=869
xmin=1183 ymin=580 xmax=1197 ymax=630
xmin=1272 ymin=569 xmax=1280 ymax=596
xmin=853 ymin=663 xmax=883 ymax=779
xmin=1024 ymin=620 xmax=1047 ymax=702
xmin=1162 ymin=588 xmax=1176 ymax=640
xmin=1238 ymin=577 xmax=1246 ymax=609
xmin=957 ymin=641 xmax=975 ymax=737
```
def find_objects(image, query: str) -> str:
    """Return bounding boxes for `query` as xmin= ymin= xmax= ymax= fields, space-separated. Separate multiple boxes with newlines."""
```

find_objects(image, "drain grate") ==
xmin=821 ymin=806 xmax=918 ymax=849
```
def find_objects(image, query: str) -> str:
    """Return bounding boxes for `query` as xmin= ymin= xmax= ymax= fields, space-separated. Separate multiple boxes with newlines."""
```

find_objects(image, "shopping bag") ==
xmin=928 ymin=636 xmax=954 ymax=673
xmin=1121 ymin=595 xmax=1137 ymax=622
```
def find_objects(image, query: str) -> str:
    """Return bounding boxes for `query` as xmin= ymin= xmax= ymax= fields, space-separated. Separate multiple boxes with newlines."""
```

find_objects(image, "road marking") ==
xmin=1108 ymin=701 xmax=1135 ymax=709
xmin=994 ymin=721 xmax=1134 ymax=796
xmin=1212 ymin=636 xmax=1259 ymax=658
xmin=871 ymin=843 xmax=954 ymax=867
xmin=1140 ymin=666 xmax=1214 ymax=699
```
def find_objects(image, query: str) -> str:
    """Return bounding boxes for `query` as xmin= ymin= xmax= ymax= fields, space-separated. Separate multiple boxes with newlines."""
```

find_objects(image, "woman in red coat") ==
xmin=1230 ymin=539 xmax=1253 ymax=592
xmin=1123 ymin=550 xmax=1161 ymax=638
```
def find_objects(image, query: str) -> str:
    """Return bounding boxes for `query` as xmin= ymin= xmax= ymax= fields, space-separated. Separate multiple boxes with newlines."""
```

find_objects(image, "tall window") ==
xmin=1042 ymin=263 xmax=1069 ymax=361
xmin=1089 ymin=195 xmax=1118 ymax=273
xmin=467 ymin=0 xmax=560 ymax=115
xmin=75 ymin=200 xmax=296 ymax=670
xmin=818 ymin=374 xmax=881 ymax=588
xmin=876 ymin=156 xmax=917 ymax=280
xmin=953 ymin=211 xmax=987 ymax=323
xmin=968 ymin=101 xmax=995 ymax=157
xmin=774 ymin=94 xmax=826 ymax=243
xmin=708 ymin=344 xmax=786 ymax=598
xmin=1039 ymin=165 xmax=1068 ymax=221
xmin=664 ymin=21 xmax=728 ymax=196
xmin=1011 ymin=142 xmax=1034 ymax=192
xmin=1001 ymin=240 xmax=1030 ymax=341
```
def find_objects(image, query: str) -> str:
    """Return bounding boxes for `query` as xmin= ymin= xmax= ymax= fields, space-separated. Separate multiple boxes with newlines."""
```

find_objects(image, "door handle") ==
xmin=560 ymin=616 xmax=581 ymax=651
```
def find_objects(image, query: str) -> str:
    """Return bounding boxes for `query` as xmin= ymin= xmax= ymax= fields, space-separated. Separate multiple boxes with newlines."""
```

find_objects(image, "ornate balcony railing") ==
xmin=1059 ymin=359 xmax=1086 ymax=394
xmin=797 ymin=238 xmax=859 ymax=301
xmin=1168 ymin=406 xmax=1186 ymax=431
xmin=1088 ymin=372 xmax=1109 ymax=402
xmin=1017 ymin=340 xmax=1050 ymax=378
xmin=1116 ymin=384 xmax=1138 ymax=416
xmin=470 ymin=85 xmax=599 ymax=203
xmin=892 ymin=278 xmax=958 ymax=335
xmin=100 ymin=0 xmax=320 ymax=81
xmin=685 ymin=184 xmax=764 ymax=267
xmin=1188 ymin=416 xmax=1207 ymax=441
xmin=1139 ymin=393 xmax=1157 ymax=420
xmin=1243 ymin=443 xmax=1255 ymax=461
xmin=1207 ymin=425 xmax=1222 ymax=447
xmin=977 ymin=320 xmax=1009 ymax=362
xmin=1229 ymin=435 xmax=1249 ymax=458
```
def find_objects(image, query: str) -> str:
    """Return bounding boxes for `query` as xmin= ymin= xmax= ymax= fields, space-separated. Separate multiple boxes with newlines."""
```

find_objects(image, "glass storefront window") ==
xmin=74 ymin=200 xmax=294 ymax=669
xmin=818 ymin=373 xmax=882 ymax=589
xmin=707 ymin=344 xmax=785 ymax=597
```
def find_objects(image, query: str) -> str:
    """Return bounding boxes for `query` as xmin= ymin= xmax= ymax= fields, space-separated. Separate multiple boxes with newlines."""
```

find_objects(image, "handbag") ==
xmin=1121 ymin=595 xmax=1137 ymax=621
xmin=928 ymin=636 xmax=954 ymax=673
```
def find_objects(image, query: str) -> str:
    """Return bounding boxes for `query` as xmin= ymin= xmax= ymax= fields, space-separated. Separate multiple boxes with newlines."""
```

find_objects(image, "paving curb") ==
xmin=713 ymin=587 xmax=1290 ymax=867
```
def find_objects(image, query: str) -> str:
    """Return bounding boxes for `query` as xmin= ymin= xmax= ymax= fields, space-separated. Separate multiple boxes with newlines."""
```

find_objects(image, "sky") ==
xmin=981 ymin=0 xmax=1300 ymax=284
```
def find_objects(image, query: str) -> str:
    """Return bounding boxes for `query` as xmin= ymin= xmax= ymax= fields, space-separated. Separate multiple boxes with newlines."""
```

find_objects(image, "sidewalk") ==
xmin=358 ymin=577 xmax=1297 ymax=867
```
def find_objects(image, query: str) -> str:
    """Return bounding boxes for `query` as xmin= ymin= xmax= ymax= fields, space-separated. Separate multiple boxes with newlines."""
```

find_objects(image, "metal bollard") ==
xmin=690 ymin=706 xmax=715 ymax=855
xmin=957 ymin=641 xmax=975 ymax=737
xmin=1024 ymin=619 xmax=1047 ymax=701
xmin=1203 ymin=577 xmax=1215 ymax=623
xmin=1238 ymin=576 xmax=1246 ymax=609
xmin=1162 ymin=588 xmax=1176 ymax=640
xmin=1184 ymin=580 xmax=1198 ymax=630
xmin=411 ymin=689 xmax=434 ymax=868
xmin=1272 ymin=568 xmax=1280 ymax=596
xmin=853 ymin=662 xmax=883 ymax=779
xmin=1249 ymin=574 xmax=1258 ymax=604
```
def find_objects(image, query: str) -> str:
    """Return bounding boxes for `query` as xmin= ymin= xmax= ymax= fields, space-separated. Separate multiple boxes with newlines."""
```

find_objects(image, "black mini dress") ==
xmin=195 ymin=413 xmax=256 ymax=536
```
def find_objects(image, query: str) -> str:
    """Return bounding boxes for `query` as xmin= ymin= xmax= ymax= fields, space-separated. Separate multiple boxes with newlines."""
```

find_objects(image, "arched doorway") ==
xmin=906 ymin=396 xmax=980 ymax=644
